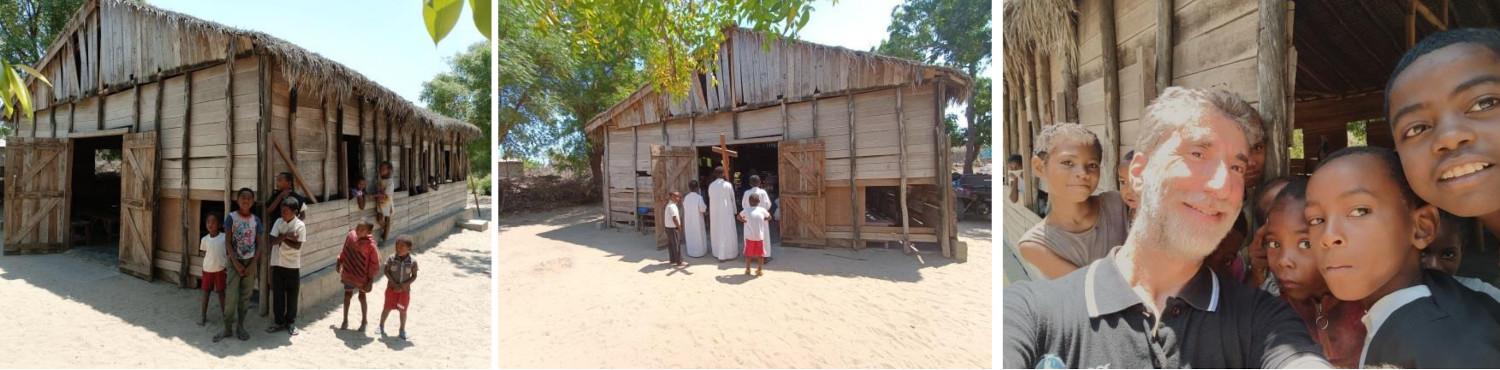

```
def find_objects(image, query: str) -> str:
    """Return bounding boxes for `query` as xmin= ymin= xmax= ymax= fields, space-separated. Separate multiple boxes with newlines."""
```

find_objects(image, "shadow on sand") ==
xmin=524 ymin=206 xmax=975 ymax=283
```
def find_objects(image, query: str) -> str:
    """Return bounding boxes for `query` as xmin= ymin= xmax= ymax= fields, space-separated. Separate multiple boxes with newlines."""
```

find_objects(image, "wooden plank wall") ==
xmin=1064 ymin=0 xmax=1261 ymax=190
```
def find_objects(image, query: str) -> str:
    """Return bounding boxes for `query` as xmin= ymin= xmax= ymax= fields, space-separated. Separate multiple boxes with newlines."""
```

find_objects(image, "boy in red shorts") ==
xmin=737 ymin=195 xmax=772 ymax=276
xmin=198 ymin=212 xmax=227 ymax=326
xmin=380 ymin=234 xmax=419 ymax=340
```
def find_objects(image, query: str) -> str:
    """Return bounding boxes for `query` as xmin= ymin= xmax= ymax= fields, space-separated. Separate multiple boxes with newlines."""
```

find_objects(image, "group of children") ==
xmin=1013 ymin=28 xmax=1500 ymax=368
xmin=663 ymin=168 xmax=779 ymax=276
xmin=198 ymin=162 xmax=421 ymax=343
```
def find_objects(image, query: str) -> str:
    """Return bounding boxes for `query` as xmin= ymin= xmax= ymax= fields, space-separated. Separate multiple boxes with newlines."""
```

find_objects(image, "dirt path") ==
xmin=0 ymin=221 xmax=492 ymax=368
xmin=497 ymin=205 xmax=992 ymax=368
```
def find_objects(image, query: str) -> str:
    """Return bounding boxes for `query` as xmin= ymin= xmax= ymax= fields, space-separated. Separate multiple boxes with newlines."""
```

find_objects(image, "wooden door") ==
xmin=778 ymin=139 xmax=826 ymax=246
xmin=118 ymin=132 xmax=157 ymax=280
xmin=3 ymin=137 xmax=70 ymax=255
xmin=651 ymin=145 xmax=697 ymax=248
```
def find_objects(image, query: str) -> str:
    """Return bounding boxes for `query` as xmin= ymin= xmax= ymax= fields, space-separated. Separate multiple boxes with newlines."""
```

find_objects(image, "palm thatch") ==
xmin=1001 ymin=0 xmax=1076 ymax=85
xmin=98 ymin=0 xmax=481 ymax=138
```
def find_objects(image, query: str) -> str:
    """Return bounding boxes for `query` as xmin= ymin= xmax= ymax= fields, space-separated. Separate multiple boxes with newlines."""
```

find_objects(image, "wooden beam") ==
xmin=781 ymin=98 xmax=789 ymax=139
xmin=287 ymin=88 xmax=298 ymax=189
xmin=180 ymin=70 xmax=192 ymax=287
xmin=132 ymin=78 xmax=140 ymax=133
xmin=1156 ymin=0 xmax=1173 ymax=98
xmin=67 ymin=101 xmax=75 ymax=135
xmin=1409 ymin=0 xmax=1418 ymax=48
xmin=1356 ymin=0 xmax=1405 ymax=55
xmin=936 ymin=74 xmax=948 ymax=254
xmin=152 ymin=71 xmax=164 ymax=283
xmin=1413 ymin=0 xmax=1447 ymax=30
xmin=897 ymin=85 xmax=910 ymax=250
xmin=338 ymin=103 xmax=347 ymax=198
xmin=1063 ymin=12 xmax=1080 ymax=123
xmin=602 ymin=127 xmax=610 ymax=226
xmin=1013 ymin=77 xmax=1035 ymax=211
xmin=1099 ymin=0 xmax=1121 ymax=190
xmin=633 ymin=126 xmax=640 ymax=232
xmin=1300 ymin=41 xmax=1360 ymax=92
xmin=271 ymin=140 xmax=318 ymax=201
xmin=320 ymin=97 xmax=329 ymax=200
xmin=224 ymin=39 xmax=236 ymax=220
xmin=1317 ymin=0 xmax=1392 ymax=73
xmin=1259 ymin=0 xmax=1291 ymax=179
xmin=847 ymin=81 xmax=860 ymax=249
xmin=1295 ymin=62 xmax=1338 ymax=94
xmin=256 ymin=50 xmax=271 ymax=317
xmin=1038 ymin=53 xmax=1054 ymax=126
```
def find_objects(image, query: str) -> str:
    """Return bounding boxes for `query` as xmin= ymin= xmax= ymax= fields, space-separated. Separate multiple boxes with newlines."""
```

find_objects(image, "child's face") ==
xmin=1032 ymin=141 xmax=1100 ymax=204
xmin=356 ymin=225 xmax=372 ymax=237
xmin=1117 ymin=160 xmax=1140 ymax=210
xmin=236 ymin=193 xmax=254 ymax=213
xmin=1306 ymin=155 xmax=1437 ymax=303
xmin=356 ymin=179 xmax=367 ymax=188
xmin=1422 ymin=221 xmax=1464 ymax=275
xmin=380 ymin=166 xmax=392 ymax=176
xmin=1390 ymin=43 xmax=1500 ymax=217
xmin=1246 ymin=140 xmax=1266 ymax=187
xmin=276 ymin=175 xmax=290 ymax=190
xmin=397 ymin=243 xmax=411 ymax=256
xmin=1205 ymin=231 xmax=1242 ymax=277
xmin=281 ymin=206 xmax=295 ymax=221
xmin=1264 ymin=199 xmax=1325 ymax=302
xmin=206 ymin=216 xmax=221 ymax=234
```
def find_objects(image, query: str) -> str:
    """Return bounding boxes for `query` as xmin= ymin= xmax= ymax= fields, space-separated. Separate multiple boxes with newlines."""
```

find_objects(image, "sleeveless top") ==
xmin=1018 ymin=191 xmax=1130 ymax=268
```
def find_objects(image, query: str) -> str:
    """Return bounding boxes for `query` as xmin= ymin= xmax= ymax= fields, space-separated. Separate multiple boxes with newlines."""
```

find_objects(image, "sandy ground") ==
xmin=497 ymin=205 xmax=992 ymax=368
xmin=0 ymin=202 xmax=493 ymax=368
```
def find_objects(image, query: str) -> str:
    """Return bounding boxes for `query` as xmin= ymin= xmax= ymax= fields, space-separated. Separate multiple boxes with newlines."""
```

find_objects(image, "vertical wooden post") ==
xmin=257 ymin=54 xmax=271 ymax=317
xmin=1038 ymin=53 xmax=1054 ymax=126
xmin=1014 ymin=77 xmax=1035 ymax=210
xmin=896 ymin=86 xmax=910 ymax=249
xmin=132 ymin=79 xmax=141 ymax=133
xmin=603 ymin=127 xmax=611 ymax=226
xmin=633 ymin=126 xmax=640 ymax=232
xmin=287 ymin=88 xmax=298 ymax=187
xmin=224 ymin=39 xmax=236 ymax=223
xmin=936 ymin=77 xmax=951 ymax=257
xmin=180 ymin=70 xmax=193 ymax=287
xmin=67 ymin=101 xmax=76 ymax=135
xmin=812 ymin=95 xmax=819 ymax=138
xmin=153 ymin=71 xmax=165 ymax=278
xmin=847 ymin=86 xmax=860 ymax=249
xmin=319 ymin=97 xmax=329 ymax=200
xmin=338 ymin=103 xmax=347 ymax=198
xmin=781 ymin=98 xmax=789 ymax=138
xmin=1099 ymin=0 xmax=1122 ymax=191
xmin=1408 ymin=0 xmax=1417 ymax=48
xmin=1156 ymin=0 xmax=1174 ymax=98
xmin=1259 ymin=0 xmax=1290 ymax=179
xmin=357 ymin=99 xmax=365 ymax=187
xmin=385 ymin=111 xmax=392 ymax=189
xmin=1062 ymin=14 xmax=1080 ymax=123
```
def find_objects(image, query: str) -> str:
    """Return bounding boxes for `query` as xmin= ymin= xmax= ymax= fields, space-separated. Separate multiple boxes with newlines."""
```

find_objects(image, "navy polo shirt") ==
xmin=1003 ymin=247 xmax=1328 ymax=368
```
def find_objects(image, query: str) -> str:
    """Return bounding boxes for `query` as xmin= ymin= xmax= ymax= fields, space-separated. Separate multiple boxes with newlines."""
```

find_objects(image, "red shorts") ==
xmin=201 ymin=270 xmax=227 ymax=292
xmin=384 ymin=290 xmax=411 ymax=311
xmin=744 ymin=240 xmax=765 ymax=257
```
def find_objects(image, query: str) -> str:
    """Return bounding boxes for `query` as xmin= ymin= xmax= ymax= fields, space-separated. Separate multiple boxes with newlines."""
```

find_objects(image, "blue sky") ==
xmin=147 ymin=0 xmax=488 ymax=107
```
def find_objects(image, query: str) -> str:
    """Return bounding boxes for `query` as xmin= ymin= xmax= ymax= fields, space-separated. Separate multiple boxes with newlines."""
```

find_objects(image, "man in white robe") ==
xmin=682 ymin=180 xmax=709 ymax=258
xmin=708 ymin=168 xmax=739 ymax=261
xmin=739 ymin=175 xmax=772 ymax=258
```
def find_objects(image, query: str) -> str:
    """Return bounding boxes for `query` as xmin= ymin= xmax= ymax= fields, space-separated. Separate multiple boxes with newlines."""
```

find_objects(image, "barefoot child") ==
xmin=267 ymin=197 xmax=307 ymax=336
xmin=375 ymin=162 xmax=395 ymax=243
xmin=1305 ymin=146 xmax=1500 ymax=367
xmin=338 ymin=220 xmax=381 ymax=331
xmin=216 ymin=188 xmax=262 ymax=343
xmin=1261 ymin=178 xmax=1365 ymax=368
xmin=380 ymin=235 xmax=419 ymax=340
xmin=1016 ymin=123 xmax=1129 ymax=279
xmin=736 ymin=195 xmax=771 ymax=276
xmin=198 ymin=212 xmax=227 ymax=327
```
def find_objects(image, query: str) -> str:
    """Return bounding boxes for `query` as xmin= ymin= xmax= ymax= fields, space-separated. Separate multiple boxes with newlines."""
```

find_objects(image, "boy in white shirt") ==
xmin=267 ymin=197 xmax=307 ymax=336
xmin=664 ymin=191 xmax=686 ymax=268
xmin=198 ymin=212 xmax=227 ymax=327
xmin=736 ymin=194 xmax=772 ymax=276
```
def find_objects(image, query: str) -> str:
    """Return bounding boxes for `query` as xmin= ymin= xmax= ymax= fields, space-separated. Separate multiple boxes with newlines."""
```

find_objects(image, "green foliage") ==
xmin=518 ymin=0 xmax=820 ymax=98
xmin=495 ymin=4 xmax=575 ymax=160
xmin=423 ymin=0 xmax=492 ymax=44
xmin=1290 ymin=129 xmax=1304 ymax=159
xmin=0 ymin=0 xmax=73 ymax=125
xmin=874 ymin=0 xmax=991 ymax=173
xmin=420 ymin=42 xmax=492 ymax=175
xmin=468 ymin=173 xmax=492 ymax=196
xmin=1347 ymin=119 xmax=1372 ymax=147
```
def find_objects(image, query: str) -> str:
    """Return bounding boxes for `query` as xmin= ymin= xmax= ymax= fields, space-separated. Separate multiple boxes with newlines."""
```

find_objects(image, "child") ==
xmin=267 ymin=197 xmax=307 ymax=336
xmin=1005 ymin=154 xmax=1024 ymax=204
xmin=1260 ymin=178 xmax=1365 ymax=368
xmin=338 ymin=220 xmax=381 ymax=331
xmin=375 ymin=162 xmax=395 ymax=243
xmin=352 ymin=177 xmax=367 ymax=210
xmin=1016 ymin=123 xmax=1129 ymax=279
xmin=1306 ymin=146 xmax=1500 ymax=367
xmin=1247 ymin=176 xmax=1294 ymax=294
xmin=380 ymin=235 xmax=419 ymax=340
xmin=741 ymin=175 xmax=772 ymax=260
xmin=267 ymin=172 xmax=309 ymax=220
xmin=664 ymin=190 xmax=686 ymax=267
xmin=736 ymin=194 xmax=772 ymax=276
xmin=1423 ymin=210 xmax=1500 ymax=302
xmin=1114 ymin=150 xmax=1139 ymax=218
xmin=215 ymin=188 xmax=261 ymax=343
xmin=198 ymin=212 xmax=227 ymax=327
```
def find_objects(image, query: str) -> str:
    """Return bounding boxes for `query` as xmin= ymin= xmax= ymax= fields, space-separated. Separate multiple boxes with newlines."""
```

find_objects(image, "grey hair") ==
xmin=1032 ymin=122 xmax=1103 ymax=161
xmin=1136 ymin=87 xmax=1263 ymax=157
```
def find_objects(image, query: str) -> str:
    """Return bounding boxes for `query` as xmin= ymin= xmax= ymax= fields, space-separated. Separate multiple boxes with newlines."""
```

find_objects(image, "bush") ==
xmin=495 ymin=175 xmax=599 ymax=214
xmin=468 ymin=174 xmax=493 ymax=196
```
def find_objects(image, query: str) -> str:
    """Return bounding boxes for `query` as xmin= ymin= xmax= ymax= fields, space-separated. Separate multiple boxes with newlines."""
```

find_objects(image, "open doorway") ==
xmin=68 ymin=135 xmax=124 ymax=267
xmin=695 ymin=141 xmax=780 ymax=242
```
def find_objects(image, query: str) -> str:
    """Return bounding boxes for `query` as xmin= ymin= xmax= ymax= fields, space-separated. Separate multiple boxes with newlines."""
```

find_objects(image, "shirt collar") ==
xmin=1086 ymin=247 xmax=1220 ymax=318
xmin=1359 ymin=284 xmax=1432 ymax=366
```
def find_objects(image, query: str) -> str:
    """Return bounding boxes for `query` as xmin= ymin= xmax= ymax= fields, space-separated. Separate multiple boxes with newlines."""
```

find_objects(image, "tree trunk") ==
xmin=963 ymin=66 xmax=980 ymax=175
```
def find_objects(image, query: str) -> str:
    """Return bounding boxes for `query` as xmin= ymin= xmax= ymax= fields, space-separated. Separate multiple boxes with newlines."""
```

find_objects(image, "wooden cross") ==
xmin=711 ymin=134 xmax=738 ymax=180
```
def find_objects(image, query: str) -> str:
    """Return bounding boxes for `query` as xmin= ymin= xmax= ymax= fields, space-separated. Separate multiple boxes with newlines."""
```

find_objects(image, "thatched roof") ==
xmin=28 ymin=0 xmax=480 ymax=138
xmin=1001 ymin=0 xmax=1076 ymax=86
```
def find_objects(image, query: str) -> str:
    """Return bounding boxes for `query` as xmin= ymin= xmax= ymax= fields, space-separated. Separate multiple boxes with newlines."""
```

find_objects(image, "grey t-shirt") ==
xmin=1018 ymin=191 xmax=1129 ymax=268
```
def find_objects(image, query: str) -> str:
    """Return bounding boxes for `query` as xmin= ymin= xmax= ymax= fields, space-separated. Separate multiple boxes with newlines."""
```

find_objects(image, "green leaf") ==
xmin=423 ymin=0 xmax=464 ymax=46
xmin=9 ymin=67 xmax=33 ymax=120
xmin=15 ymin=63 xmax=50 ymax=87
xmin=0 ymin=59 xmax=14 ymax=119
xmin=469 ymin=0 xmax=491 ymax=41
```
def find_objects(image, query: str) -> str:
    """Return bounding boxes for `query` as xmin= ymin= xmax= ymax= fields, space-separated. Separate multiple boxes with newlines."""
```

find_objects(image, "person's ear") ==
xmin=1031 ymin=155 xmax=1046 ymax=178
xmin=1411 ymin=203 xmax=1440 ymax=251
xmin=1129 ymin=151 xmax=1149 ymax=194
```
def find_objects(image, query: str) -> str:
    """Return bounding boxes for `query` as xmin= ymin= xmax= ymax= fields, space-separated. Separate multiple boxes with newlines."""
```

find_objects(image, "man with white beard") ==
xmin=1002 ymin=87 xmax=1329 ymax=368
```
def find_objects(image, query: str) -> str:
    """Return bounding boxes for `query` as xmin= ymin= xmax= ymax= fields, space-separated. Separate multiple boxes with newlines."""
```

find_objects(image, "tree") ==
xmin=518 ymin=0 xmax=820 ymax=97
xmin=875 ymin=0 xmax=992 ymax=174
xmin=421 ymin=41 xmax=491 ymax=176
xmin=0 ymin=0 xmax=74 ymax=126
xmin=495 ymin=4 xmax=574 ymax=160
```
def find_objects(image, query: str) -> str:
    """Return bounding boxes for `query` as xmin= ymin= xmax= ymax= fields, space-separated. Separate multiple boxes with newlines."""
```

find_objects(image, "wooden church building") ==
xmin=585 ymin=27 xmax=973 ymax=258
